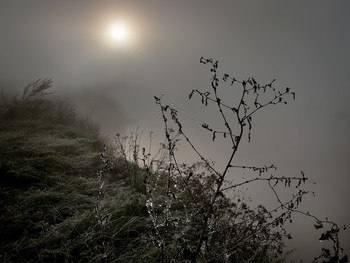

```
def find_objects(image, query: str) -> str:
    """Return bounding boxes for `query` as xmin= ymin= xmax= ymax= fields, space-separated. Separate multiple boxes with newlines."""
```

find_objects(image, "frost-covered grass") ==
xmin=0 ymin=89 xmax=152 ymax=262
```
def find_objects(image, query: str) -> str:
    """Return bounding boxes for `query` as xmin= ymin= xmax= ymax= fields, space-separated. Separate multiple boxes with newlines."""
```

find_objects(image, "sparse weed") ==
xmin=139 ymin=58 xmax=348 ymax=262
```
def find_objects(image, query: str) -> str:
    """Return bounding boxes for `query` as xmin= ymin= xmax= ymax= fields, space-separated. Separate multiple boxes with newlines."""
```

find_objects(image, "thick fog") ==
xmin=1 ymin=1 xmax=349 ymax=260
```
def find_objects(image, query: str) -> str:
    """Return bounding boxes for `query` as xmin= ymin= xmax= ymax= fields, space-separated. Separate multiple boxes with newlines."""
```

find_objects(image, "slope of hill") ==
xmin=0 ymin=84 xmax=150 ymax=262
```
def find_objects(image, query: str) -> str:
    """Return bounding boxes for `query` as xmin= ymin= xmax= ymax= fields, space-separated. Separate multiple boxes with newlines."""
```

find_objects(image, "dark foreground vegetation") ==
xmin=0 ymin=80 xmax=151 ymax=262
xmin=0 ymin=64 xmax=347 ymax=263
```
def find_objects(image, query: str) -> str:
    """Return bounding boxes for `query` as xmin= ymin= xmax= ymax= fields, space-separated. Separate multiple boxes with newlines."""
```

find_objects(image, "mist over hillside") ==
xmin=0 ymin=74 xmax=347 ymax=262
xmin=1 ymin=1 xmax=350 ymax=261
xmin=58 ymin=84 xmax=131 ymax=136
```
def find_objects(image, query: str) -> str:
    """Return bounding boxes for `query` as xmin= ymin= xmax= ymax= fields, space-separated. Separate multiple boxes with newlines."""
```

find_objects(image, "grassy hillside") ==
xmin=0 ymin=83 xmax=151 ymax=262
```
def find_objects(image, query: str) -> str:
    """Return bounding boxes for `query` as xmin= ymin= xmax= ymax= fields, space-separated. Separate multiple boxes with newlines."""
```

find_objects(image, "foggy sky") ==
xmin=1 ymin=1 xmax=349 ymax=261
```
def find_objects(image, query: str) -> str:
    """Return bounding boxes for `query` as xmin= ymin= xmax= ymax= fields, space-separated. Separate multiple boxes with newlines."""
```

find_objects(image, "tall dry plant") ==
xmin=140 ymin=58 xmax=348 ymax=263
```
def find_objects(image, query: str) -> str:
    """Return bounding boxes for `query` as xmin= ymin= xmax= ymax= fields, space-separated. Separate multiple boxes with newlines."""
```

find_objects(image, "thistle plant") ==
xmin=141 ymin=58 xmax=348 ymax=262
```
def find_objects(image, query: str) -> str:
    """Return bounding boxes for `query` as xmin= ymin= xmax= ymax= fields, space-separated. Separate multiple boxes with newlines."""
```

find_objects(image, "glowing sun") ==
xmin=107 ymin=22 xmax=131 ymax=42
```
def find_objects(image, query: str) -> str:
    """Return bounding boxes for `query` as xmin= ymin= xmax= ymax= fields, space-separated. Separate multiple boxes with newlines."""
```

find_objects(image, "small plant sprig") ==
xmin=147 ymin=57 xmax=348 ymax=262
xmin=95 ymin=144 xmax=112 ymax=260
xmin=115 ymin=128 xmax=143 ymax=185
